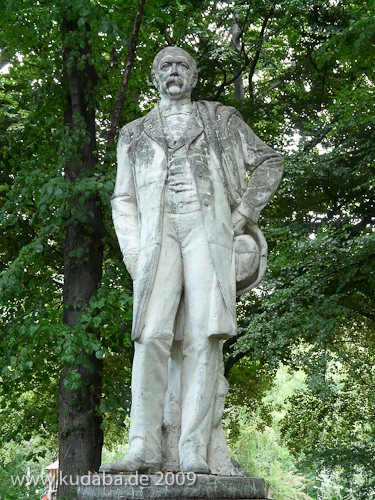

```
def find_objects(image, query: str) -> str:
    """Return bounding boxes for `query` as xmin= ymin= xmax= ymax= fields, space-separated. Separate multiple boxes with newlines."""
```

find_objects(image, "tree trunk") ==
xmin=58 ymin=13 xmax=104 ymax=498
xmin=57 ymin=2 xmax=146 ymax=494
xmin=230 ymin=20 xmax=245 ymax=101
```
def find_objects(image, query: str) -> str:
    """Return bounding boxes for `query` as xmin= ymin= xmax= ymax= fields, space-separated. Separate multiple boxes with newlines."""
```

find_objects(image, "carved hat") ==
xmin=235 ymin=224 xmax=268 ymax=296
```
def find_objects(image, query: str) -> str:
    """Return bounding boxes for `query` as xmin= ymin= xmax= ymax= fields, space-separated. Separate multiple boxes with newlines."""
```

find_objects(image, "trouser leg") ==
xmin=179 ymin=337 xmax=221 ymax=461
xmin=177 ymin=212 xmax=225 ymax=462
xmin=128 ymin=215 xmax=182 ymax=464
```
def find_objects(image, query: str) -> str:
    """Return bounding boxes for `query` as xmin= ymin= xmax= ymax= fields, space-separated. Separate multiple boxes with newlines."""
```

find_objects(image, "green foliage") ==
xmin=0 ymin=0 xmax=374 ymax=494
xmin=0 ymin=0 xmax=138 ymax=449
xmin=280 ymin=354 xmax=375 ymax=499
xmin=0 ymin=439 xmax=52 ymax=500
xmin=232 ymin=366 xmax=313 ymax=500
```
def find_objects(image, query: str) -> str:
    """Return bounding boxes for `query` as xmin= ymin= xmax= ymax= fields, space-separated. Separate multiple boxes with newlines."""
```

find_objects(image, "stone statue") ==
xmin=99 ymin=47 xmax=284 ymax=476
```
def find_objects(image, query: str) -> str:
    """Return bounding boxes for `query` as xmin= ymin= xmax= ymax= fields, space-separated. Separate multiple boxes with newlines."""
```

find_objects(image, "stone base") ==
xmin=76 ymin=473 xmax=270 ymax=499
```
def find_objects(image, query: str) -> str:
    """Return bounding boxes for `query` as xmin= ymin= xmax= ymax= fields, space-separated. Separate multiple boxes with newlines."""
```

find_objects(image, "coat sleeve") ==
xmin=228 ymin=112 xmax=284 ymax=224
xmin=111 ymin=126 xmax=139 ymax=274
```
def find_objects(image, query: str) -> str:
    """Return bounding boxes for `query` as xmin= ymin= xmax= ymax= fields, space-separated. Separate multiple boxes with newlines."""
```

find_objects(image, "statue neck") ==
xmin=159 ymin=96 xmax=193 ymax=115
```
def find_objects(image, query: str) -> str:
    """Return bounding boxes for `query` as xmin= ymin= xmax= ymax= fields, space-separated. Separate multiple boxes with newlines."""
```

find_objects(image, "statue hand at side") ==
xmin=231 ymin=208 xmax=247 ymax=236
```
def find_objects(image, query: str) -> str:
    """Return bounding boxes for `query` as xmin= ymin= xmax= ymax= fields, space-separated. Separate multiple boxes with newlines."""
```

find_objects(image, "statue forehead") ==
xmin=159 ymin=54 xmax=189 ymax=64
xmin=152 ymin=47 xmax=196 ymax=72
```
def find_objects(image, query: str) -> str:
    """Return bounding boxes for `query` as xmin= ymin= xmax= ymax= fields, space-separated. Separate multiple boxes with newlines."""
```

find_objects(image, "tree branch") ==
xmin=257 ymin=78 xmax=282 ymax=96
xmin=214 ymin=62 xmax=249 ymax=100
xmin=248 ymin=5 xmax=275 ymax=99
xmin=347 ymin=308 xmax=375 ymax=322
xmin=106 ymin=0 xmax=146 ymax=148
xmin=301 ymin=125 xmax=333 ymax=154
xmin=0 ymin=58 xmax=9 ymax=71
xmin=224 ymin=350 xmax=250 ymax=378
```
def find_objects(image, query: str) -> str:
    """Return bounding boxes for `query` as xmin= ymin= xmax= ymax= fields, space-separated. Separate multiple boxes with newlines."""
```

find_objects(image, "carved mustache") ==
xmin=167 ymin=77 xmax=183 ymax=86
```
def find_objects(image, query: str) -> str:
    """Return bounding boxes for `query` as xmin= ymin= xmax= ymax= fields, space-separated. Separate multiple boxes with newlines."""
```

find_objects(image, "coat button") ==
xmin=198 ymin=172 xmax=203 ymax=177
xmin=203 ymin=200 xmax=209 ymax=206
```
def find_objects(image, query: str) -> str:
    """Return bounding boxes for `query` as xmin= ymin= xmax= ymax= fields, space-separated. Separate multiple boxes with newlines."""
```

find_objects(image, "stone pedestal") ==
xmin=76 ymin=473 xmax=270 ymax=500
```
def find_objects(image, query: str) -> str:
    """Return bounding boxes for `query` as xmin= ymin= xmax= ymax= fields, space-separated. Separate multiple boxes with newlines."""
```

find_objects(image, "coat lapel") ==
xmin=143 ymin=104 xmax=167 ymax=151
xmin=175 ymin=103 xmax=204 ymax=150
xmin=143 ymin=103 xmax=204 ymax=152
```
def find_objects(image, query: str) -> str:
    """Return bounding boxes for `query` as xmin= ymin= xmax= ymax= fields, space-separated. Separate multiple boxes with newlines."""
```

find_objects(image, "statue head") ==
xmin=151 ymin=47 xmax=198 ymax=101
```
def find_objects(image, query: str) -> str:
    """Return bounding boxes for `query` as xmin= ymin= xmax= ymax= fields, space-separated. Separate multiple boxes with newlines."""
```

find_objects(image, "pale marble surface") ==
xmin=100 ymin=47 xmax=284 ymax=475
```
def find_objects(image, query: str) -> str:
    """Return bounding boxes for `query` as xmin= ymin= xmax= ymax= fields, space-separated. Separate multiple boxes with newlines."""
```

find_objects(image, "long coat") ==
xmin=111 ymin=101 xmax=284 ymax=341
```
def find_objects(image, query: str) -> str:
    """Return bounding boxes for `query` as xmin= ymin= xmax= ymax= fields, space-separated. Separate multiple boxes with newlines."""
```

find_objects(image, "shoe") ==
xmin=99 ymin=452 xmax=160 ymax=474
xmin=180 ymin=454 xmax=211 ymax=474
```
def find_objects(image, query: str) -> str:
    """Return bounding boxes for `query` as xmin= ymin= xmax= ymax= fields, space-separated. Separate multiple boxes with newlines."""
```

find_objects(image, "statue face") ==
xmin=154 ymin=52 xmax=197 ymax=100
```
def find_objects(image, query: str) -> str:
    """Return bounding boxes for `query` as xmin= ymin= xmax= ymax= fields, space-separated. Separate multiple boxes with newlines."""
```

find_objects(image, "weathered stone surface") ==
xmin=230 ymin=459 xmax=250 ymax=478
xmin=100 ymin=46 xmax=284 ymax=476
xmin=77 ymin=473 xmax=268 ymax=500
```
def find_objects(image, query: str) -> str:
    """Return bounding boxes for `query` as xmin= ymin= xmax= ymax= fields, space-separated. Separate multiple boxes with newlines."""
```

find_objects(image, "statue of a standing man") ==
xmin=100 ymin=47 xmax=284 ymax=475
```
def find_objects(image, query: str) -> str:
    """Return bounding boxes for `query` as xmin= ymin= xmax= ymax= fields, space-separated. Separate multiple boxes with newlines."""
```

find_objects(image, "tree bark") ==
xmin=106 ymin=0 xmax=147 ymax=148
xmin=248 ymin=5 xmax=275 ymax=99
xmin=57 ymin=1 xmax=146 ymax=494
xmin=230 ymin=20 xmax=245 ymax=101
xmin=58 ymin=13 xmax=104 ymax=499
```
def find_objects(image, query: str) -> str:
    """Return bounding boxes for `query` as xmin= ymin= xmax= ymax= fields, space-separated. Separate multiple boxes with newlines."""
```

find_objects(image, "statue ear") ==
xmin=151 ymin=70 xmax=159 ymax=90
xmin=191 ymin=74 xmax=198 ymax=88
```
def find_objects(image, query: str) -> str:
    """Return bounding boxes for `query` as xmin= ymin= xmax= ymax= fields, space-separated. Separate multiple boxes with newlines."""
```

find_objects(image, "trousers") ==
xmin=128 ymin=206 xmax=229 ymax=464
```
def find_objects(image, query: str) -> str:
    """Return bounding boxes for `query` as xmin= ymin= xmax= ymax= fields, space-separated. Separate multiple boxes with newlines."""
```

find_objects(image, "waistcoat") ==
xmin=161 ymin=111 xmax=200 ymax=214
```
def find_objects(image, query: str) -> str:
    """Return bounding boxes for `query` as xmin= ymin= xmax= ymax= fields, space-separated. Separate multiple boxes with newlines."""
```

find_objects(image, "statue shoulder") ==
xmin=118 ymin=114 xmax=148 ymax=146
xmin=119 ymin=115 xmax=145 ymax=136
xmin=197 ymin=100 xmax=242 ymax=125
